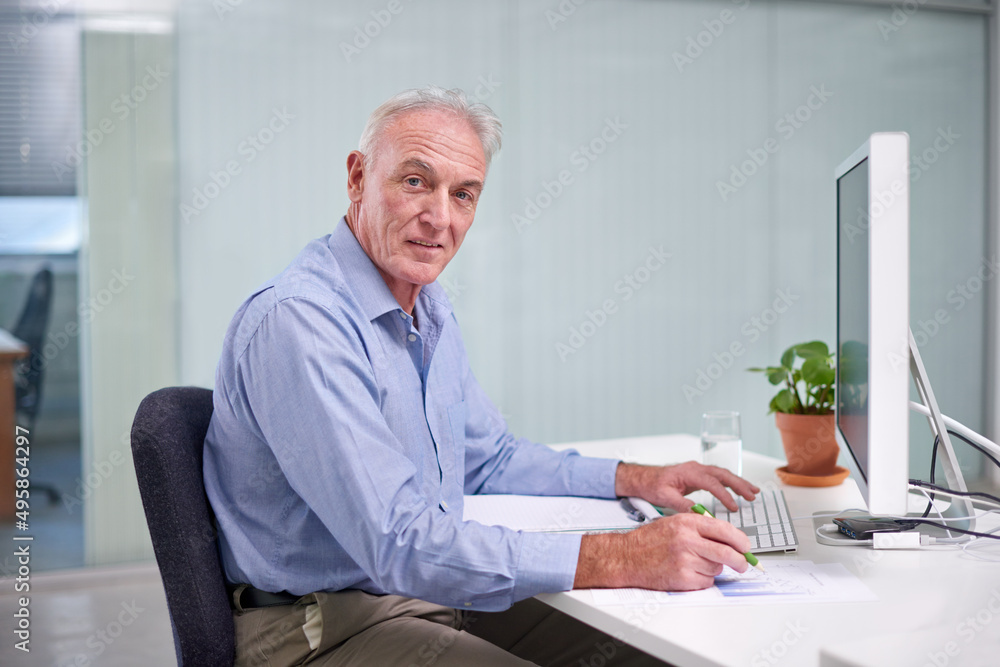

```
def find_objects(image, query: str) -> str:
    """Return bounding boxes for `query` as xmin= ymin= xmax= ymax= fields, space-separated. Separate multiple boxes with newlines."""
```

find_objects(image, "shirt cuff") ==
xmin=566 ymin=456 xmax=620 ymax=499
xmin=511 ymin=531 xmax=582 ymax=602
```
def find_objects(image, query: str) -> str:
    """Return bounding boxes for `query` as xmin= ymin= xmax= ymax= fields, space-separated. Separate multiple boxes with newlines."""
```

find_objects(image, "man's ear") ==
xmin=346 ymin=151 xmax=366 ymax=203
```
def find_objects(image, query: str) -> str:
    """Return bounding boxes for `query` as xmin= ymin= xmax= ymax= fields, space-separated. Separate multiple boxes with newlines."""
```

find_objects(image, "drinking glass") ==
xmin=700 ymin=411 xmax=742 ymax=476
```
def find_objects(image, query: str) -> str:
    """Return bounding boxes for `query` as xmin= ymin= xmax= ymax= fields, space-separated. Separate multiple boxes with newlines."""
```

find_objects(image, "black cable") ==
xmin=921 ymin=429 xmax=1000 ymax=518
xmin=946 ymin=430 xmax=1000 ymax=472
xmin=909 ymin=479 xmax=1000 ymax=507
xmin=903 ymin=518 xmax=1000 ymax=541
xmin=922 ymin=435 xmax=940 ymax=518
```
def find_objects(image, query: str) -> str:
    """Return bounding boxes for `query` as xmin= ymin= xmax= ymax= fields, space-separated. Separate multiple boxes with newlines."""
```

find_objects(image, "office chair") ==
xmin=11 ymin=266 xmax=60 ymax=504
xmin=131 ymin=386 xmax=235 ymax=667
xmin=12 ymin=266 xmax=53 ymax=431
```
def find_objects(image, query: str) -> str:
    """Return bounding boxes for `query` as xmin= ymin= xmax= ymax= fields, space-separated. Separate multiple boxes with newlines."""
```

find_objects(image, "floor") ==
xmin=0 ymin=436 xmax=176 ymax=666
xmin=0 ymin=561 xmax=176 ymax=666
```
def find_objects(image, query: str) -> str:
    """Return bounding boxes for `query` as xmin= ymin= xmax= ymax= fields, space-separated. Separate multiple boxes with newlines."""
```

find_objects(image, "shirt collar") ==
xmin=330 ymin=217 xmax=453 ymax=323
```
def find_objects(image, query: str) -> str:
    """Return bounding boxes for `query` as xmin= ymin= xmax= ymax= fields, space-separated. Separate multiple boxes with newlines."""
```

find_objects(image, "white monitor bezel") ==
xmin=834 ymin=132 xmax=911 ymax=517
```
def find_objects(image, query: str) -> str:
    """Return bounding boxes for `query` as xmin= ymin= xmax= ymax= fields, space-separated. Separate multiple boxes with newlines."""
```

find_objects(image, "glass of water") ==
xmin=701 ymin=411 xmax=742 ymax=476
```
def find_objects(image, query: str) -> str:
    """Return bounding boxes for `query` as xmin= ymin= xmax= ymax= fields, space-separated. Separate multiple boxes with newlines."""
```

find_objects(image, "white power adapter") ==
xmin=873 ymin=531 xmax=922 ymax=549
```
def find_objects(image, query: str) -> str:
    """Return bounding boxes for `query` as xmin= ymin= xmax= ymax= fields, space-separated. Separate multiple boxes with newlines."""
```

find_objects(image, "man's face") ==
xmin=346 ymin=109 xmax=486 ymax=301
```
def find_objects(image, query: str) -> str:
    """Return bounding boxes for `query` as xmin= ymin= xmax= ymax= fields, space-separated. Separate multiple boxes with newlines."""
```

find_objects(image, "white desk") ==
xmin=545 ymin=435 xmax=1000 ymax=667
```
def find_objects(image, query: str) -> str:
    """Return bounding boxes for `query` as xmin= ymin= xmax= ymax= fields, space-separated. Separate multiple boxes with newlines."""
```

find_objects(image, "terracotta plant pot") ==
xmin=775 ymin=412 xmax=839 ymax=476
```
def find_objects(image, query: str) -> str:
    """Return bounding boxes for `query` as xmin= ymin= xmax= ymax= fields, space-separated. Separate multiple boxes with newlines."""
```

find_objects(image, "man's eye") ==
xmin=406 ymin=177 xmax=422 ymax=187
xmin=455 ymin=191 xmax=471 ymax=201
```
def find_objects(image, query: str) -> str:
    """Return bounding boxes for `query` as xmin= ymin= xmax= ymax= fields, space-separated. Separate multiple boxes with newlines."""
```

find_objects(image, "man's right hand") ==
xmin=573 ymin=513 xmax=752 ymax=591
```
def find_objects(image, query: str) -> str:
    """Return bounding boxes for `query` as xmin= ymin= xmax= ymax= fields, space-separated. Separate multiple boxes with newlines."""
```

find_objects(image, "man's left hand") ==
xmin=614 ymin=461 xmax=759 ymax=512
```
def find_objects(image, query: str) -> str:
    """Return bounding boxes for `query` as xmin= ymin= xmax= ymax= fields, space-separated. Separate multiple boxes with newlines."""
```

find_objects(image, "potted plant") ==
xmin=748 ymin=341 xmax=848 ymax=486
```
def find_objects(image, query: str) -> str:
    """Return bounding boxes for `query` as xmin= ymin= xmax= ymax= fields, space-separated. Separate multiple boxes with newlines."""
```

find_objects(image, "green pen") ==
xmin=691 ymin=503 xmax=766 ymax=573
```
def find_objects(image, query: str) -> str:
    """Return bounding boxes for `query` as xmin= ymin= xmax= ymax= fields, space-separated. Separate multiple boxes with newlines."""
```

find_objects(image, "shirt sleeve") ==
xmin=460 ymin=364 xmax=621 ymax=500
xmin=237 ymin=296 xmax=581 ymax=611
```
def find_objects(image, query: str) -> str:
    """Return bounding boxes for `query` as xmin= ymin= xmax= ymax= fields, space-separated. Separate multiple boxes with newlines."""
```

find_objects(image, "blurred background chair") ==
xmin=130 ymin=386 xmax=234 ymax=667
xmin=12 ymin=265 xmax=53 ymax=431
xmin=10 ymin=266 xmax=60 ymax=504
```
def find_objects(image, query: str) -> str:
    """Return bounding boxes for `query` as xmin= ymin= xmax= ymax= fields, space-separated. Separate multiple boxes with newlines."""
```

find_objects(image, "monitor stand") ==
xmin=907 ymin=329 xmax=974 ymax=532
xmin=820 ymin=330 xmax=982 ymax=546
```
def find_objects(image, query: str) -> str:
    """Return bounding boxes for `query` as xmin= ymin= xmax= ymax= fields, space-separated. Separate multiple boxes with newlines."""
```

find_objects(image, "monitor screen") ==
xmin=836 ymin=159 xmax=870 ymax=486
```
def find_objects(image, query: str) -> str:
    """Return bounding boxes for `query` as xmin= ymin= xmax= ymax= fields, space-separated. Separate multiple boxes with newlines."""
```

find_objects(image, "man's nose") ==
xmin=422 ymin=188 xmax=451 ymax=230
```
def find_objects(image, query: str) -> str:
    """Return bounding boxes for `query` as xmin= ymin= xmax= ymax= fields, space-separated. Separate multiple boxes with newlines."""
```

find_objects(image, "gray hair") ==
xmin=358 ymin=86 xmax=502 ymax=173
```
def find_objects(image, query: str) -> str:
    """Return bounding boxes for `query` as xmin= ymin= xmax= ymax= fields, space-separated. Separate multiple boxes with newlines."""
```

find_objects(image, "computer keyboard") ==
xmin=711 ymin=487 xmax=799 ymax=553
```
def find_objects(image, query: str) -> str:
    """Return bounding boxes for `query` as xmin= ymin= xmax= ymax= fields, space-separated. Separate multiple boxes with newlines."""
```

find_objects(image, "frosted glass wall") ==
xmin=176 ymin=0 xmax=989 ymax=479
xmin=80 ymin=26 xmax=178 ymax=564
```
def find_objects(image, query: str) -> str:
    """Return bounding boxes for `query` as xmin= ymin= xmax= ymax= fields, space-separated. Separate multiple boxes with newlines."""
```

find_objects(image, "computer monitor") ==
xmin=835 ymin=132 xmax=912 ymax=517
xmin=835 ymin=132 xmax=973 ymax=527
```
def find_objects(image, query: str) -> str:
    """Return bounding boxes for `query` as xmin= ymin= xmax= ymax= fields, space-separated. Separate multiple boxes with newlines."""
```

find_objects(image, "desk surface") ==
xmin=545 ymin=435 xmax=1000 ymax=667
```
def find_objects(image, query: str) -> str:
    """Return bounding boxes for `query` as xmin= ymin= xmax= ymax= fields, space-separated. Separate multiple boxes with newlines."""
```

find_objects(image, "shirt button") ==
xmin=399 ymin=311 xmax=406 ymax=319
xmin=408 ymin=334 xmax=417 ymax=342
xmin=441 ymin=500 xmax=449 ymax=510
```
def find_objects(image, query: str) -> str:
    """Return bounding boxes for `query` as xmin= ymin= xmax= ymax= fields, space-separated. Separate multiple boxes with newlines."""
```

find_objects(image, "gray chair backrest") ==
xmin=130 ymin=386 xmax=234 ymax=667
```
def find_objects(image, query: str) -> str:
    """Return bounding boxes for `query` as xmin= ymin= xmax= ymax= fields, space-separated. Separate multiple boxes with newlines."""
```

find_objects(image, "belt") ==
xmin=227 ymin=583 xmax=302 ymax=610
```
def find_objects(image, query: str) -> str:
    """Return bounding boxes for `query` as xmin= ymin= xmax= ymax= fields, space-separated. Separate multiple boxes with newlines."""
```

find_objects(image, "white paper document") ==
xmin=588 ymin=561 xmax=876 ymax=607
xmin=462 ymin=495 xmax=654 ymax=533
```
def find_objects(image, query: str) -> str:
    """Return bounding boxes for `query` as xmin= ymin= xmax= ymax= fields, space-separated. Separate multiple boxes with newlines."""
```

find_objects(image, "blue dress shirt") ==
xmin=203 ymin=218 xmax=620 ymax=611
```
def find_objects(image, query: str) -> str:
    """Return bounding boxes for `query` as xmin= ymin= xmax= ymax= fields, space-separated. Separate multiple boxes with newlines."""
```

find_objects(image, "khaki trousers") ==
xmin=232 ymin=587 xmax=671 ymax=666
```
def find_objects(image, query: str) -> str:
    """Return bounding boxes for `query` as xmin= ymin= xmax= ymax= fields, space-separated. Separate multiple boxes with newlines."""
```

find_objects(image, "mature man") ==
xmin=204 ymin=86 xmax=757 ymax=666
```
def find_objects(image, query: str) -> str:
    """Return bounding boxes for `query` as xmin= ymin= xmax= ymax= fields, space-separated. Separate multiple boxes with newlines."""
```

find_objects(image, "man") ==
xmin=204 ymin=86 xmax=758 ymax=666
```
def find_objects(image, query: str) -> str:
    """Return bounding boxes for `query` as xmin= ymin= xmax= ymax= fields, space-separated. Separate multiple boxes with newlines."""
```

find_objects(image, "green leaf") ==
xmin=795 ymin=340 xmax=830 ymax=359
xmin=766 ymin=368 xmax=785 ymax=385
xmin=815 ymin=365 xmax=835 ymax=386
xmin=780 ymin=346 xmax=796 ymax=369
xmin=801 ymin=357 xmax=834 ymax=385
xmin=774 ymin=388 xmax=795 ymax=413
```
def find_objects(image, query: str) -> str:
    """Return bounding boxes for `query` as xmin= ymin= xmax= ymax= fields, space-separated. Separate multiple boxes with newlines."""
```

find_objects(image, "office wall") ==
xmin=175 ymin=0 xmax=989 ymax=480
xmin=80 ymin=26 xmax=177 ymax=564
